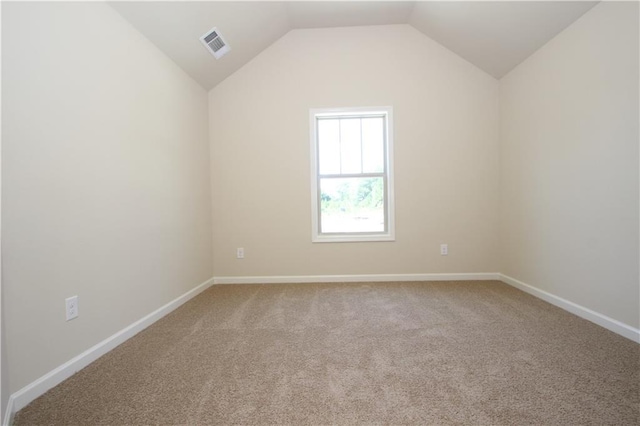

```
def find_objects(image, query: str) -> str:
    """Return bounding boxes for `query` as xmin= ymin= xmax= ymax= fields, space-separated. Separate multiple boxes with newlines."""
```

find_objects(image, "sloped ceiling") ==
xmin=110 ymin=1 xmax=598 ymax=90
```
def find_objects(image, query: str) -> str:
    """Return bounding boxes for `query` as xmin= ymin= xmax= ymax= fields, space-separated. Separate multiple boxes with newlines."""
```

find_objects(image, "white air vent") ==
xmin=200 ymin=27 xmax=231 ymax=60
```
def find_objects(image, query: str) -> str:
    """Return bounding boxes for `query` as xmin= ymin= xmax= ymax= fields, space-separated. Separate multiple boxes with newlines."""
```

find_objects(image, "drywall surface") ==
xmin=209 ymin=25 xmax=500 ymax=277
xmin=0 ymin=56 xmax=5 ymax=423
xmin=2 ymin=2 xmax=212 ymax=392
xmin=500 ymin=2 xmax=639 ymax=328
xmin=1 ymin=286 xmax=6 ymax=423
xmin=1 ymin=288 xmax=6 ymax=424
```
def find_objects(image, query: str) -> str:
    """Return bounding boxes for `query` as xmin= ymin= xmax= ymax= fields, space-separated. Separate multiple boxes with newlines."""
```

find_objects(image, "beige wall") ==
xmin=209 ymin=24 xmax=500 ymax=277
xmin=2 ymin=2 xmax=212 ymax=392
xmin=499 ymin=2 xmax=639 ymax=328
xmin=1 ymin=257 xmax=5 ymax=423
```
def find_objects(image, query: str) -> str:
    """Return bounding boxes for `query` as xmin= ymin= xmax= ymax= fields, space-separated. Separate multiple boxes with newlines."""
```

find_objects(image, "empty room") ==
xmin=1 ymin=0 xmax=638 ymax=424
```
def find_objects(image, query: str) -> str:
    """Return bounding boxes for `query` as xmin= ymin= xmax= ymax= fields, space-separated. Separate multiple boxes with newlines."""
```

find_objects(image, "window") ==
xmin=310 ymin=107 xmax=395 ymax=243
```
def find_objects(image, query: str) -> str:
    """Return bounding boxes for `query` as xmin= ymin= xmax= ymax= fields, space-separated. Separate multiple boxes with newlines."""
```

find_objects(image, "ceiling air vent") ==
xmin=200 ymin=27 xmax=231 ymax=59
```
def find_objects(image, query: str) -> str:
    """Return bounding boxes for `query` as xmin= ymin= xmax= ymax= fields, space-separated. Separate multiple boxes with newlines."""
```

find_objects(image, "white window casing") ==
xmin=310 ymin=106 xmax=395 ymax=243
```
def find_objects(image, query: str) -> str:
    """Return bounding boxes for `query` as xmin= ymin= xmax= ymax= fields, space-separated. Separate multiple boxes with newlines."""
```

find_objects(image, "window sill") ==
xmin=312 ymin=234 xmax=395 ymax=243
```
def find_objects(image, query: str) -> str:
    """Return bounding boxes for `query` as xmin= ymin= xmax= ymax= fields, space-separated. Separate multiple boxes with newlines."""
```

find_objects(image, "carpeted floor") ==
xmin=14 ymin=281 xmax=640 ymax=425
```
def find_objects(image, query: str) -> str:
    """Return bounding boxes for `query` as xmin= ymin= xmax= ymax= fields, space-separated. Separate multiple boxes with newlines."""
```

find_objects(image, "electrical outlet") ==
xmin=236 ymin=248 xmax=245 ymax=259
xmin=440 ymin=244 xmax=448 ymax=256
xmin=65 ymin=296 xmax=78 ymax=321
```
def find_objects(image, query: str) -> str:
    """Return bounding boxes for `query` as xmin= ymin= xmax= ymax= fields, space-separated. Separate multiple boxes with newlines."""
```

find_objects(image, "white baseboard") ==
xmin=213 ymin=272 xmax=500 ymax=285
xmin=3 ymin=277 xmax=215 ymax=426
xmin=499 ymin=274 xmax=640 ymax=343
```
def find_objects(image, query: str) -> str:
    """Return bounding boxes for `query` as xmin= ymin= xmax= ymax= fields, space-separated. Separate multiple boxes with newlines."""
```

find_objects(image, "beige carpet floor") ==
xmin=14 ymin=281 xmax=640 ymax=425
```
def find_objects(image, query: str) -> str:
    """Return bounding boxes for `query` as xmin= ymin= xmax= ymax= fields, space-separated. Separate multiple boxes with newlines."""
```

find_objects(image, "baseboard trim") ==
xmin=499 ymin=274 xmax=640 ymax=343
xmin=213 ymin=273 xmax=500 ymax=285
xmin=3 ymin=277 xmax=215 ymax=426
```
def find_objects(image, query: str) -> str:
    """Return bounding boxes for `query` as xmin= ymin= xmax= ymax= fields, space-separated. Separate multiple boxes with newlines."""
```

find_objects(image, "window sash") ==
xmin=310 ymin=107 xmax=394 ymax=242
xmin=317 ymin=115 xmax=386 ymax=176
xmin=317 ymin=175 xmax=388 ymax=235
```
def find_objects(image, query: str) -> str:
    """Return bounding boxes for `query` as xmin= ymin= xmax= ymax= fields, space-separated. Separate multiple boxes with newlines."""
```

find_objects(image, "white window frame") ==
xmin=310 ymin=106 xmax=395 ymax=243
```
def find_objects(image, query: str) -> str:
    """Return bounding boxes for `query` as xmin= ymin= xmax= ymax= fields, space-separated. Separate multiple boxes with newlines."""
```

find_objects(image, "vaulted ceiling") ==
xmin=110 ymin=1 xmax=598 ymax=90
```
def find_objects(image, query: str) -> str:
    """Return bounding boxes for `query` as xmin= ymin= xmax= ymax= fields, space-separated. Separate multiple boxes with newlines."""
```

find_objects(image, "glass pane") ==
xmin=339 ymin=119 xmax=362 ymax=174
xmin=320 ymin=177 xmax=385 ymax=233
xmin=318 ymin=119 xmax=340 ymax=174
xmin=362 ymin=117 xmax=384 ymax=173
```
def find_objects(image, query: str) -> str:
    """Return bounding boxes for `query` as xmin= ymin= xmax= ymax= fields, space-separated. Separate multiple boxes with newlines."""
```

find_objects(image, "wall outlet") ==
xmin=440 ymin=244 xmax=448 ymax=256
xmin=65 ymin=296 xmax=79 ymax=321
xmin=236 ymin=247 xmax=245 ymax=259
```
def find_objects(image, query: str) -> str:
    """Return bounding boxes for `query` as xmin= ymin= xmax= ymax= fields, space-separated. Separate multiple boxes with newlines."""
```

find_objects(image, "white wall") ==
xmin=209 ymin=24 xmax=500 ymax=278
xmin=0 ymin=326 xmax=6 ymax=425
xmin=2 ymin=2 xmax=212 ymax=392
xmin=500 ymin=2 xmax=639 ymax=328
xmin=0 ymin=0 xmax=6 ymax=408
xmin=0 ymin=3 xmax=6 ymax=421
xmin=1 ymin=250 xmax=5 ymax=423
